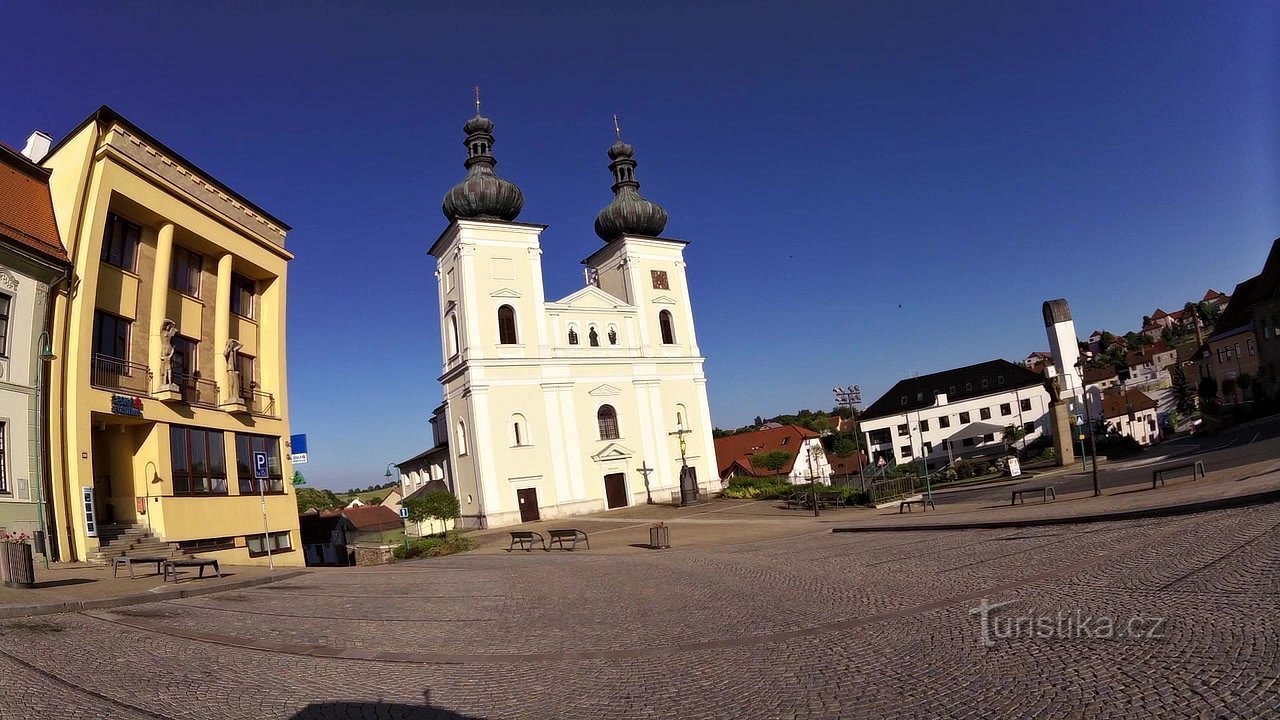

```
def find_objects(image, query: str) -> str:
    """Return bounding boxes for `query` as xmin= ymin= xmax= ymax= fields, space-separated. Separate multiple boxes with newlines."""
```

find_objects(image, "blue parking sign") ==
xmin=253 ymin=451 xmax=269 ymax=480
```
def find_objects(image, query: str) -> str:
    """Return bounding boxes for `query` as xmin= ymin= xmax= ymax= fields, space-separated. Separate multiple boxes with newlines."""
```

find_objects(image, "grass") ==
xmin=335 ymin=486 xmax=396 ymax=505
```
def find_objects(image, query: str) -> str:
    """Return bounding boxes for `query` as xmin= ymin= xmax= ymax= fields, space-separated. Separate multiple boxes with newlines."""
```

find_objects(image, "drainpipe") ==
xmin=38 ymin=266 xmax=72 ymax=562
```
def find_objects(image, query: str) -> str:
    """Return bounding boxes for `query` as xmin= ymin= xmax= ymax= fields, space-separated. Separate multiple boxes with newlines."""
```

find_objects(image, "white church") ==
xmin=427 ymin=110 xmax=718 ymax=528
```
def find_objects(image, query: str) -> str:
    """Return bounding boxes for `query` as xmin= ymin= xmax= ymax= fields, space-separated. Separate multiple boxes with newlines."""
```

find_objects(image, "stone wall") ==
xmin=351 ymin=544 xmax=394 ymax=566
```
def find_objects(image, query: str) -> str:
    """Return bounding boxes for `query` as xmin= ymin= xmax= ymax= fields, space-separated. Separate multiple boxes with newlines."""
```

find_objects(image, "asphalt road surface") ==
xmin=937 ymin=414 xmax=1280 ymax=506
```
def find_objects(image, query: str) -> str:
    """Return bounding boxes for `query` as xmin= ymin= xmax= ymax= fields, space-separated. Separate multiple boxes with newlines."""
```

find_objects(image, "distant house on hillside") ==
xmin=1101 ymin=388 xmax=1160 ymax=446
xmin=299 ymin=505 xmax=404 ymax=566
xmin=714 ymin=425 xmax=832 ymax=484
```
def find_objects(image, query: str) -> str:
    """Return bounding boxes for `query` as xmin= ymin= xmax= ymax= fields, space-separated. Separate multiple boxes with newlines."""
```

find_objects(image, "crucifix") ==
xmin=637 ymin=462 xmax=656 ymax=505
xmin=613 ymin=113 xmax=622 ymax=140
xmin=668 ymin=423 xmax=698 ymax=505
xmin=474 ymin=86 xmax=481 ymax=114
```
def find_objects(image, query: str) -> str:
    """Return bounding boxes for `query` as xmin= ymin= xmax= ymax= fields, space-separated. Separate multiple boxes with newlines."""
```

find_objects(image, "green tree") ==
xmin=295 ymin=487 xmax=342 ymax=513
xmin=753 ymin=416 xmax=764 ymax=427
xmin=1170 ymin=366 xmax=1196 ymax=415
xmin=403 ymin=490 xmax=461 ymax=528
xmin=1142 ymin=315 xmax=1153 ymax=327
xmin=1198 ymin=377 xmax=1219 ymax=405
xmin=1001 ymin=424 xmax=1026 ymax=449
xmin=749 ymin=450 xmax=792 ymax=474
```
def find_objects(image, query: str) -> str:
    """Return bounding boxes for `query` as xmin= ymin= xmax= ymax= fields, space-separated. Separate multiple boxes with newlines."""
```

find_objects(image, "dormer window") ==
xmin=900 ymin=396 xmax=908 ymax=405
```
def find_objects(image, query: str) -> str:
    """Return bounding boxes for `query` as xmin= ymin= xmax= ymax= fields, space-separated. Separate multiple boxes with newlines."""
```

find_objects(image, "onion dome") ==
xmin=594 ymin=137 xmax=668 ymax=241
xmin=442 ymin=113 xmax=524 ymax=222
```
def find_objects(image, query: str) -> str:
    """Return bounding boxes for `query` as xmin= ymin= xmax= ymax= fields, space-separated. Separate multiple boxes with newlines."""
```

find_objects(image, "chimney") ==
xmin=20 ymin=131 xmax=53 ymax=163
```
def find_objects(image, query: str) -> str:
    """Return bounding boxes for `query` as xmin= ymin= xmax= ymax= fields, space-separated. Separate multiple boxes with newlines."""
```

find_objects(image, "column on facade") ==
xmin=458 ymin=245 xmax=481 ymax=360
xmin=213 ymin=253 xmax=233 ymax=404
xmin=465 ymin=385 xmax=499 ymax=514
xmin=693 ymin=377 xmax=718 ymax=494
xmin=540 ymin=383 xmax=576 ymax=503
xmin=674 ymin=259 xmax=700 ymax=356
xmin=555 ymin=384 xmax=586 ymax=500
xmin=148 ymin=223 xmax=175 ymax=390
xmin=632 ymin=379 xmax=668 ymax=490
xmin=527 ymin=246 xmax=550 ymax=354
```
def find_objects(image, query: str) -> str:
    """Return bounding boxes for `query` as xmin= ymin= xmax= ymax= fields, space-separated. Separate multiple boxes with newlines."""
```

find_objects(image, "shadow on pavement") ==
xmin=30 ymin=578 xmax=97 ymax=589
xmin=286 ymin=701 xmax=484 ymax=719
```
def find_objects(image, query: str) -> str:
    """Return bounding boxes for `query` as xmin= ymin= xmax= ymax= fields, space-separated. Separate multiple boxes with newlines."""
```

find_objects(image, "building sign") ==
xmin=289 ymin=433 xmax=309 ymax=465
xmin=1007 ymin=457 xmax=1022 ymax=477
xmin=253 ymin=451 xmax=269 ymax=480
xmin=111 ymin=395 xmax=143 ymax=417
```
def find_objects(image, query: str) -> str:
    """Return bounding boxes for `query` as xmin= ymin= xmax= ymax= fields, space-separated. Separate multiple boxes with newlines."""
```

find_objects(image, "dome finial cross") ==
xmin=474 ymin=86 xmax=481 ymax=115
xmin=613 ymin=113 xmax=622 ymax=140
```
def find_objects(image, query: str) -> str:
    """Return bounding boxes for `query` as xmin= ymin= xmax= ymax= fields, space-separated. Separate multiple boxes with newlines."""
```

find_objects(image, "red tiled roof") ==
xmin=1202 ymin=289 xmax=1228 ymax=302
xmin=0 ymin=145 xmax=68 ymax=263
xmin=1125 ymin=341 xmax=1172 ymax=366
xmin=714 ymin=424 xmax=819 ymax=477
xmin=338 ymin=504 xmax=403 ymax=531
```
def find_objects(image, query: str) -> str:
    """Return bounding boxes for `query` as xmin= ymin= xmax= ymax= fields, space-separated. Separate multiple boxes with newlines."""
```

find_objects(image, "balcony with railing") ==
xmin=175 ymin=373 xmax=219 ymax=408
xmin=241 ymin=386 xmax=277 ymax=417
xmin=91 ymin=355 xmax=152 ymax=396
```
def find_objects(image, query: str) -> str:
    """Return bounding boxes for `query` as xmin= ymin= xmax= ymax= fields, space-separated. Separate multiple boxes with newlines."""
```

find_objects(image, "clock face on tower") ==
xmin=651 ymin=270 xmax=669 ymax=290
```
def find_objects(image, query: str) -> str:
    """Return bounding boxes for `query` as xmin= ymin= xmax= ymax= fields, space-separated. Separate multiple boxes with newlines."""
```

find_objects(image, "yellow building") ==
xmin=39 ymin=106 xmax=301 ymax=566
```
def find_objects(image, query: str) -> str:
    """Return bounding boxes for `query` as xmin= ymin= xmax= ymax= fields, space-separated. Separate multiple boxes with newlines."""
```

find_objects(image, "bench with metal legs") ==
xmin=1011 ymin=487 xmax=1056 ymax=505
xmin=1153 ymin=461 xmax=1205 ymax=488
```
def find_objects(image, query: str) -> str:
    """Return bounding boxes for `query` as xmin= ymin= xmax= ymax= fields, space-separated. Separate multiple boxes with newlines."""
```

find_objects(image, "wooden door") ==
xmin=517 ymin=488 xmax=540 ymax=523
xmin=603 ymin=473 xmax=628 ymax=509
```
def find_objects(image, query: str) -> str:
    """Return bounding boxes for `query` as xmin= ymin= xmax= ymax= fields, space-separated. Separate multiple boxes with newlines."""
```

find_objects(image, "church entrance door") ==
xmin=603 ymin=473 xmax=628 ymax=509
xmin=516 ymin=488 xmax=540 ymax=523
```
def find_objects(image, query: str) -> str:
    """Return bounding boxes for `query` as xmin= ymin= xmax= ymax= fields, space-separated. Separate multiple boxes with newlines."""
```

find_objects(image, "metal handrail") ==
xmin=91 ymin=354 xmax=152 ymax=395
xmin=174 ymin=373 xmax=219 ymax=408
xmin=241 ymin=387 xmax=277 ymax=417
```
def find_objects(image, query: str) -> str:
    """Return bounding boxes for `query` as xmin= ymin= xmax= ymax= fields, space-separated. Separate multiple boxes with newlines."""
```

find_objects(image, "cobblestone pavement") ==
xmin=1 ymin=506 xmax=1278 ymax=719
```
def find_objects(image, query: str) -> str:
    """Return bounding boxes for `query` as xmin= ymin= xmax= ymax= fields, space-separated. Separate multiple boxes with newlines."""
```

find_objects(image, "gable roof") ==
xmin=403 ymin=478 xmax=451 ymax=502
xmin=1125 ymin=341 xmax=1173 ymax=367
xmin=713 ymin=424 xmax=819 ymax=477
xmin=338 ymin=504 xmax=402 ymax=532
xmin=1101 ymin=388 xmax=1158 ymax=420
xmin=548 ymin=285 xmax=633 ymax=310
xmin=0 ymin=144 xmax=68 ymax=264
xmin=860 ymin=359 xmax=1044 ymax=421
xmin=1082 ymin=366 xmax=1118 ymax=384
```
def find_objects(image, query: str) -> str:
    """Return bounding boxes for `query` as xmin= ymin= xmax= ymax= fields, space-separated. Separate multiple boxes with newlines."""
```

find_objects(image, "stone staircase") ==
xmin=87 ymin=523 xmax=185 ymax=563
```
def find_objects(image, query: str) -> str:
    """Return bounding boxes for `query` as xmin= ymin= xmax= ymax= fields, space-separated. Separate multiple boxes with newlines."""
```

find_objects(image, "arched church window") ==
xmin=659 ymin=310 xmax=676 ymax=344
xmin=597 ymin=404 xmax=620 ymax=440
xmin=456 ymin=420 xmax=468 ymax=456
xmin=589 ymin=326 xmax=600 ymax=347
xmin=498 ymin=305 xmax=518 ymax=345
xmin=568 ymin=326 xmax=579 ymax=345
xmin=448 ymin=315 xmax=459 ymax=357
xmin=512 ymin=413 xmax=528 ymax=446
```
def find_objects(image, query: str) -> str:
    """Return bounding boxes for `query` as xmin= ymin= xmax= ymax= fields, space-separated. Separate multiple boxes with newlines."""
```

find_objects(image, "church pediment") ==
xmin=490 ymin=287 xmax=522 ymax=298
xmin=591 ymin=442 xmax=635 ymax=462
xmin=652 ymin=295 xmax=677 ymax=305
xmin=551 ymin=285 xmax=632 ymax=310
xmin=588 ymin=384 xmax=622 ymax=397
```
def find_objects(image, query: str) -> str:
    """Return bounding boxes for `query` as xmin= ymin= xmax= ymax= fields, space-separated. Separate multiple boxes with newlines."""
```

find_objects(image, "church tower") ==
xmin=428 ymin=106 xmax=717 ymax=529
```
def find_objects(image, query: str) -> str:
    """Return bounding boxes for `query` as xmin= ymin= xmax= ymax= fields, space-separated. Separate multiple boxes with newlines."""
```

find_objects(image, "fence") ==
xmin=868 ymin=474 xmax=921 ymax=504
xmin=91 ymin=354 xmax=152 ymax=395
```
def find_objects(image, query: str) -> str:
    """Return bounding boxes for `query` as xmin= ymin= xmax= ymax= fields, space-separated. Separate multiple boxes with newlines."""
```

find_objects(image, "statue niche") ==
xmin=223 ymin=338 xmax=244 ymax=401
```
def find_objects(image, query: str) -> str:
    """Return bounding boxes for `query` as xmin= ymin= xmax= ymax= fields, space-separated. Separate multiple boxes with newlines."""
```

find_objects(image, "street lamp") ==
xmin=832 ymin=385 xmax=867 ymax=492
xmin=34 ymin=332 xmax=55 ymax=569
xmin=1075 ymin=352 xmax=1101 ymax=497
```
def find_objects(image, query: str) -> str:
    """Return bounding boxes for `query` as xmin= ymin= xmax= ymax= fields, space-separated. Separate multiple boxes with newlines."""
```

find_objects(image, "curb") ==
xmin=0 ymin=570 xmax=306 ymax=619
xmin=831 ymin=487 xmax=1280 ymax=533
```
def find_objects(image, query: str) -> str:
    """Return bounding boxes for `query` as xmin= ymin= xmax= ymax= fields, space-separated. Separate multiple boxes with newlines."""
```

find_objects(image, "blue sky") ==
xmin=2 ymin=2 xmax=1276 ymax=490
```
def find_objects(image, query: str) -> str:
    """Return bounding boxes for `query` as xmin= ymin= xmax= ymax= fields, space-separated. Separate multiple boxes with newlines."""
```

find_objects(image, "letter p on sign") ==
xmin=253 ymin=451 xmax=269 ymax=480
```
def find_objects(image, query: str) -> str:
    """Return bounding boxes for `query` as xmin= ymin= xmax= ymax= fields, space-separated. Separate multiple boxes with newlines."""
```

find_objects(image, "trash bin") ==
xmin=649 ymin=523 xmax=670 ymax=549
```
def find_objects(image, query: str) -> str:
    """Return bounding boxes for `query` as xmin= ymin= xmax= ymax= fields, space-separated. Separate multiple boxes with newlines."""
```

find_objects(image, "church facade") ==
xmin=428 ymin=111 xmax=717 ymax=529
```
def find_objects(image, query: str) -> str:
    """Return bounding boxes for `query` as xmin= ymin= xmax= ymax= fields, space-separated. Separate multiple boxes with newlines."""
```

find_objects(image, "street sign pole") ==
xmin=253 ymin=451 xmax=274 ymax=571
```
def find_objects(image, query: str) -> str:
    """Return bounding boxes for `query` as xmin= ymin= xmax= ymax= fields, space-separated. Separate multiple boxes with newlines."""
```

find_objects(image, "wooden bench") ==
xmin=1153 ymin=461 xmax=1205 ymax=488
xmin=507 ymin=531 xmax=546 ymax=552
xmin=111 ymin=556 xmax=167 ymax=579
xmin=785 ymin=492 xmax=809 ymax=510
xmin=1011 ymin=487 xmax=1056 ymax=505
xmin=547 ymin=529 xmax=590 ymax=551
xmin=162 ymin=558 xmax=220 ymax=583
xmin=818 ymin=491 xmax=847 ymax=508
xmin=899 ymin=498 xmax=936 ymax=513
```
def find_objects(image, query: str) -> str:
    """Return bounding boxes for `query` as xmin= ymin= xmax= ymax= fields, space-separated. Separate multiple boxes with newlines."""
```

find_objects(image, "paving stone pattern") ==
xmin=1 ymin=506 xmax=1278 ymax=719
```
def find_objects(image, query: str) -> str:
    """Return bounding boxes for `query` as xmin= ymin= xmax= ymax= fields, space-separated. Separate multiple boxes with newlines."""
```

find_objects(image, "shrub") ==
xmin=393 ymin=532 xmax=476 ymax=560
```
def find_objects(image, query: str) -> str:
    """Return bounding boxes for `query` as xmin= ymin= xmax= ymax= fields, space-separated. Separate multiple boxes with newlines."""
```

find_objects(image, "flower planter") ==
xmin=1 ymin=541 xmax=35 ymax=588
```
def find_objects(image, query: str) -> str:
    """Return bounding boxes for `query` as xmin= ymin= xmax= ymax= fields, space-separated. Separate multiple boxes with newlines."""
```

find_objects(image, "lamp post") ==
xmin=832 ymin=385 xmax=866 ymax=492
xmin=1075 ymin=353 xmax=1101 ymax=497
xmin=915 ymin=405 xmax=933 ymax=507
xmin=33 ymin=332 xmax=55 ymax=569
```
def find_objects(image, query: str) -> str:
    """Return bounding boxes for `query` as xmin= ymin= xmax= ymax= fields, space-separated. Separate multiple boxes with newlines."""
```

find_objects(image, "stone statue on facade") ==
xmin=224 ymin=339 xmax=244 ymax=400
xmin=158 ymin=319 xmax=179 ymax=388
xmin=1043 ymin=374 xmax=1062 ymax=404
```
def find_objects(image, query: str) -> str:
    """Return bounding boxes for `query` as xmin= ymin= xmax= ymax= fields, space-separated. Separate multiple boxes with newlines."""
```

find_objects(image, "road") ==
xmin=938 ymin=414 xmax=1280 ymax=506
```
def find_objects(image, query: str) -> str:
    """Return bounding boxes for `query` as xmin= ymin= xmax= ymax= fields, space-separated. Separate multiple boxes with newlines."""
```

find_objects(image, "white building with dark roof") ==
xmin=859 ymin=360 xmax=1052 ymax=468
